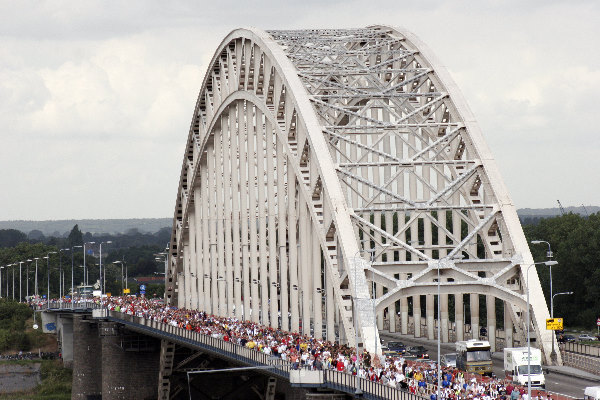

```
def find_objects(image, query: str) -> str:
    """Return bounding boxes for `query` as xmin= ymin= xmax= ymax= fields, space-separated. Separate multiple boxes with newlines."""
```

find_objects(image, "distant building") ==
xmin=133 ymin=276 xmax=165 ymax=284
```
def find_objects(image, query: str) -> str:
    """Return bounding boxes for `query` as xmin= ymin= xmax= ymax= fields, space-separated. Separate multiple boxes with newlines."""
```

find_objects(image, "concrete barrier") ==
xmin=290 ymin=370 xmax=324 ymax=385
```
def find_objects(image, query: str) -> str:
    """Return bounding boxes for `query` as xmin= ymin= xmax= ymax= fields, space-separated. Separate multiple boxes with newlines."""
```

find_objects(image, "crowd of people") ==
xmin=88 ymin=296 xmax=558 ymax=400
xmin=31 ymin=295 xmax=558 ymax=400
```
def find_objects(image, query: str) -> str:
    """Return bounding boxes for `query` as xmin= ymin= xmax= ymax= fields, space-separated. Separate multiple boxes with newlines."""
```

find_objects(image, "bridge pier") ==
xmin=72 ymin=316 xmax=102 ymax=400
xmin=100 ymin=322 xmax=160 ymax=400
xmin=57 ymin=314 xmax=74 ymax=367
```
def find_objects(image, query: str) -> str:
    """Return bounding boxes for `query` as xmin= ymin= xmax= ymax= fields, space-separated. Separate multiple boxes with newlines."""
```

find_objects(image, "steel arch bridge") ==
xmin=165 ymin=26 xmax=557 ymax=371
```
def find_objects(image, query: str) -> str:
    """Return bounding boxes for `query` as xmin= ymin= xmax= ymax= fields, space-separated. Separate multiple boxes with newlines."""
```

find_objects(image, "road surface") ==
xmin=380 ymin=332 xmax=596 ymax=398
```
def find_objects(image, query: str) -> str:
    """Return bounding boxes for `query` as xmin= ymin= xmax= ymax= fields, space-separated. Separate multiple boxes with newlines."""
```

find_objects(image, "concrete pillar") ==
xmin=455 ymin=294 xmax=464 ymax=341
xmin=101 ymin=322 xmax=160 ymax=400
xmin=57 ymin=314 xmax=73 ymax=367
xmin=441 ymin=293 xmax=449 ymax=343
xmin=389 ymin=300 xmax=397 ymax=333
xmin=470 ymin=294 xmax=479 ymax=340
xmin=487 ymin=295 xmax=496 ymax=351
xmin=504 ymin=302 xmax=514 ymax=348
xmin=376 ymin=284 xmax=384 ymax=331
xmin=72 ymin=316 xmax=102 ymax=400
xmin=400 ymin=274 xmax=408 ymax=335
xmin=413 ymin=295 xmax=421 ymax=337
xmin=426 ymin=294 xmax=434 ymax=340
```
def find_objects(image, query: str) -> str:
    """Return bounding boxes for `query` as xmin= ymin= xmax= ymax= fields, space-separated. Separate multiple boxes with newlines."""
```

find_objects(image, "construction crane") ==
xmin=557 ymin=200 xmax=565 ymax=216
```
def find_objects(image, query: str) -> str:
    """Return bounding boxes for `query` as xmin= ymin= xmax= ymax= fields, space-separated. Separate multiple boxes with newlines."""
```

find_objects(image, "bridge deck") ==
xmin=42 ymin=303 xmax=425 ymax=400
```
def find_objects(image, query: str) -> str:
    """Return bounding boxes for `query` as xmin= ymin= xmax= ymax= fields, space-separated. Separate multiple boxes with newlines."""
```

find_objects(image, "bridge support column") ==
xmin=470 ymin=294 xmax=479 ymax=340
xmin=57 ymin=314 xmax=74 ymax=367
xmin=376 ymin=284 xmax=384 ymax=331
xmin=400 ymin=274 xmax=408 ymax=335
xmin=101 ymin=322 xmax=159 ymax=400
xmin=455 ymin=294 xmax=464 ymax=341
xmin=388 ymin=301 xmax=396 ymax=333
xmin=426 ymin=294 xmax=434 ymax=340
xmin=487 ymin=295 xmax=496 ymax=351
xmin=504 ymin=302 xmax=513 ymax=348
xmin=413 ymin=295 xmax=421 ymax=337
xmin=72 ymin=316 xmax=102 ymax=400
xmin=441 ymin=293 xmax=449 ymax=343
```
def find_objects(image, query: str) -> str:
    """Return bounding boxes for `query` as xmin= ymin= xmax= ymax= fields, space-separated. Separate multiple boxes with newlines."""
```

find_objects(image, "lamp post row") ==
xmin=0 ymin=241 xmax=113 ymax=304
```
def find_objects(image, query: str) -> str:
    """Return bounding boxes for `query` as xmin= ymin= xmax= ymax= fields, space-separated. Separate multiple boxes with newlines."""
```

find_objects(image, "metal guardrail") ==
xmin=562 ymin=342 xmax=600 ymax=358
xmin=105 ymin=311 xmax=426 ymax=400
xmin=34 ymin=301 xmax=101 ymax=311
xmin=561 ymin=350 xmax=600 ymax=376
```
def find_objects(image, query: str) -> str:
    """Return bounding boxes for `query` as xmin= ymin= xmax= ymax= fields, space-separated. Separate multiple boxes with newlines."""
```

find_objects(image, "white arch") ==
xmin=166 ymin=27 xmax=557 ymax=366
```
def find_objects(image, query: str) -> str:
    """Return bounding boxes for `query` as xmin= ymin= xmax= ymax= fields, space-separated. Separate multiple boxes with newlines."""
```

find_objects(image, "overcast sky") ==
xmin=1 ymin=0 xmax=598 ymax=220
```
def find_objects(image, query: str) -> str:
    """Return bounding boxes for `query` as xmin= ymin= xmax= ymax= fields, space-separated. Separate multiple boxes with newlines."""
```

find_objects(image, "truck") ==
xmin=456 ymin=340 xmax=492 ymax=376
xmin=584 ymin=386 xmax=600 ymax=400
xmin=503 ymin=347 xmax=545 ymax=388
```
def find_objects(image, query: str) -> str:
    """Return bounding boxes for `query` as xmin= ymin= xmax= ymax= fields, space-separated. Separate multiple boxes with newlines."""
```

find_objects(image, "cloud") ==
xmin=0 ymin=0 xmax=598 ymax=219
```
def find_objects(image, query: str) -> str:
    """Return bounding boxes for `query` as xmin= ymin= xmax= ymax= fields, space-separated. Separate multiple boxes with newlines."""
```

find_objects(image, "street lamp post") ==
xmin=365 ymin=244 xmax=391 ymax=356
xmin=99 ymin=241 xmax=112 ymax=294
xmin=25 ymin=259 xmax=33 ymax=300
xmin=113 ymin=260 xmax=126 ymax=295
xmin=217 ymin=276 xmax=229 ymax=317
xmin=316 ymin=287 xmax=326 ymax=338
xmin=18 ymin=261 xmax=24 ymax=302
xmin=525 ymin=260 xmax=558 ymax=399
xmin=34 ymin=258 xmax=39 ymax=298
xmin=437 ymin=260 xmax=441 ymax=400
xmin=531 ymin=241 xmax=554 ymax=316
xmin=291 ymin=284 xmax=304 ymax=331
xmin=351 ymin=251 xmax=363 ymax=396
xmin=12 ymin=263 xmax=15 ymax=300
xmin=203 ymin=274 xmax=212 ymax=314
xmin=71 ymin=245 xmax=82 ymax=308
xmin=46 ymin=252 xmax=57 ymax=308
xmin=552 ymin=291 xmax=574 ymax=343
xmin=83 ymin=242 xmax=95 ymax=287
xmin=531 ymin=240 xmax=558 ymax=363
xmin=59 ymin=248 xmax=70 ymax=306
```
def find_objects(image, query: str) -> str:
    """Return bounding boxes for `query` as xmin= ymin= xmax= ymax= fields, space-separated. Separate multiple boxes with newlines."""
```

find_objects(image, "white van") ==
xmin=584 ymin=386 xmax=600 ymax=400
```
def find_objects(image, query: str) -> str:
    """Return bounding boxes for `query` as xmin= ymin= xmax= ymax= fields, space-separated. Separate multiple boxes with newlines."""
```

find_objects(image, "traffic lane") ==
xmin=380 ymin=333 xmax=588 ymax=398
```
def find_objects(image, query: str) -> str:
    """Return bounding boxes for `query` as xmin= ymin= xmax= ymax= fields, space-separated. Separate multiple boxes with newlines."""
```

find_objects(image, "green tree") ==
xmin=0 ymin=229 xmax=27 ymax=248
xmin=67 ymin=225 xmax=83 ymax=248
xmin=525 ymin=212 xmax=600 ymax=329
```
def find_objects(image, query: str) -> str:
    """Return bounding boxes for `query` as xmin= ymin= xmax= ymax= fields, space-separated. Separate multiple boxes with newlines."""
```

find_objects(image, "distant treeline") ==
xmin=0 ymin=218 xmax=171 ymax=237
xmin=525 ymin=212 xmax=600 ymax=329
xmin=0 ymin=226 xmax=170 ymax=249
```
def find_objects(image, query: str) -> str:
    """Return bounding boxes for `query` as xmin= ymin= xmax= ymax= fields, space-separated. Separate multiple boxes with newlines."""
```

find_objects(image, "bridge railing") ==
xmin=34 ymin=301 xmax=101 ymax=311
xmin=109 ymin=311 xmax=425 ymax=400
xmin=325 ymin=370 xmax=420 ymax=400
xmin=562 ymin=342 xmax=600 ymax=358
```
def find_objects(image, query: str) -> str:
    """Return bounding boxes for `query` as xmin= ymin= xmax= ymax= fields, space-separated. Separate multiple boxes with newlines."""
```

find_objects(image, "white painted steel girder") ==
xmin=166 ymin=26 xmax=557 ymax=364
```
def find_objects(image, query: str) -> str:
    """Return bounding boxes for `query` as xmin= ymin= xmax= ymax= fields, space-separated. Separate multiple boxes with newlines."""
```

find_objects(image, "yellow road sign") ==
xmin=546 ymin=318 xmax=563 ymax=330
xmin=123 ymin=288 xmax=130 ymax=294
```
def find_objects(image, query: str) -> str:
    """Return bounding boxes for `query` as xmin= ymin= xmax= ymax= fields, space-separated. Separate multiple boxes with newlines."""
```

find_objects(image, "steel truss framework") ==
xmin=165 ymin=27 xmax=557 ymax=368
